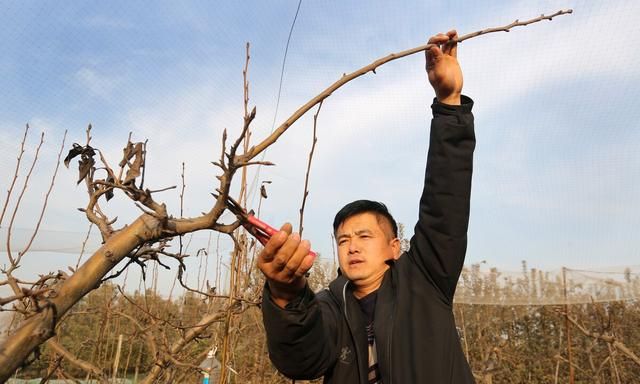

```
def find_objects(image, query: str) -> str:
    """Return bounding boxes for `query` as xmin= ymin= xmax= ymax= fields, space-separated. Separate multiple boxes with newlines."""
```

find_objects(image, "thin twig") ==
xmin=75 ymin=223 xmax=94 ymax=271
xmin=20 ymin=130 xmax=67 ymax=257
xmin=298 ymin=101 xmax=322 ymax=236
xmin=6 ymin=131 xmax=45 ymax=268
xmin=179 ymin=162 xmax=186 ymax=257
xmin=168 ymin=268 xmax=179 ymax=302
xmin=140 ymin=139 xmax=148 ymax=189
xmin=179 ymin=162 xmax=186 ymax=219
xmin=196 ymin=248 xmax=205 ymax=295
xmin=215 ymin=232 xmax=222 ymax=290
xmin=219 ymin=43 xmax=254 ymax=384
xmin=0 ymin=125 xmax=29 ymax=228
xmin=200 ymin=231 xmax=213 ymax=292
xmin=147 ymin=186 xmax=177 ymax=194
xmin=85 ymin=124 xmax=92 ymax=146
xmin=228 ymin=44 xmax=256 ymax=174
xmin=239 ymin=42 xmax=252 ymax=205
xmin=460 ymin=10 xmax=572 ymax=40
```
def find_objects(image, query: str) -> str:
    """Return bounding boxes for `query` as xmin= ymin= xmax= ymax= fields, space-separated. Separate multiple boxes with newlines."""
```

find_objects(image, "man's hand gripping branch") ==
xmin=426 ymin=30 xmax=463 ymax=105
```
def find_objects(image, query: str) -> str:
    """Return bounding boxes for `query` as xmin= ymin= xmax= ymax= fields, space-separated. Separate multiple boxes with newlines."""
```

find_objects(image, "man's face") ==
xmin=336 ymin=212 xmax=400 ymax=295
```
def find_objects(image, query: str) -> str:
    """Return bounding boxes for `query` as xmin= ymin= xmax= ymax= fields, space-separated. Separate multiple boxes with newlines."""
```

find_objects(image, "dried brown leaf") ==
xmin=64 ymin=144 xmax=95 ymax=168
xmin=123 ymin=143 xmax=144 ymax=185
xmin=119 ymin=141 xmax=134 ymax=168
xmin=105 ymin=175 xmax=115 ymax=201
xmin=77 ymin=156 xmax=95 ymax=185
xmin=64 ymin=143 xmax=84 ymax=168
xmin=260 ymin=184 xmax=268 ymax=199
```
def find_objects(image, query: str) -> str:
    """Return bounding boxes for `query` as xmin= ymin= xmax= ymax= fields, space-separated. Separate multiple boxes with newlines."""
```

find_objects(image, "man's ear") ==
xmin=390 ymin=238 xmax=401 ymax=260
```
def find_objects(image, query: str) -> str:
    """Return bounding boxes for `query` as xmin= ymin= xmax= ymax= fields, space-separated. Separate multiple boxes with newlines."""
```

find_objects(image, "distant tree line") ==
xmin=9 ymin=262 xmax=639 ymax=384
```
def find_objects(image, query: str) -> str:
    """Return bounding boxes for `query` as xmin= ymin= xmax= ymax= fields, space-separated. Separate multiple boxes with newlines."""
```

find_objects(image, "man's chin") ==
xmin=343 ymin=270 xmax=366 ymax=282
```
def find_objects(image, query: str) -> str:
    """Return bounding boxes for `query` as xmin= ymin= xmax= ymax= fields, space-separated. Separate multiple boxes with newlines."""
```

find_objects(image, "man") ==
xmin=258 ymin=30 xmax=476 ymax=383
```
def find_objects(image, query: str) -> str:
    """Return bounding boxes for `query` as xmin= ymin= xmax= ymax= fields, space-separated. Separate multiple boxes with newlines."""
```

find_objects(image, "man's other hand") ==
xmin=426 ymin=30 xmax=463 ymax=105
xmin=257 ymin=223 xmax=316 ymax=308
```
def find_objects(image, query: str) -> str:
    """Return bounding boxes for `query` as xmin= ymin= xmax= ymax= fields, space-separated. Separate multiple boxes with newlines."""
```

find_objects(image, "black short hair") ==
xmin=333 ymin=200 xmax=398 ymax=239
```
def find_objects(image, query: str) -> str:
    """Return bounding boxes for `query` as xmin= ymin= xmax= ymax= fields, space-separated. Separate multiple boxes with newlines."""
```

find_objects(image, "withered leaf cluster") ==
xmin=64 ymin=143 xmax=95 ymax=186
xmin=64 ymin=137 xmax=146 ymax=203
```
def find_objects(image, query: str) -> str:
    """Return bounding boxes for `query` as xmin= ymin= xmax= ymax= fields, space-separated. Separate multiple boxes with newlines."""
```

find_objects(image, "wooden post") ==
xmin=562 ymin=268 xmax=574 ymax=384
xmin=112 ymin=334 xmax=123 ymax=383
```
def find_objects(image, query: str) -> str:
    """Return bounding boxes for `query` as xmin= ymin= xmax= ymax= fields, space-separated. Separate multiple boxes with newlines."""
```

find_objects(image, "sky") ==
xmin=1 ymin=0 xmax=639 ymax=296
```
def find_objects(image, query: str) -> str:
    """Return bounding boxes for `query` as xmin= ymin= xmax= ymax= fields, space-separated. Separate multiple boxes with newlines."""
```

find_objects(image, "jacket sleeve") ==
xmin=406 ymin=95 xmax=475 ymax=304
xmin=261 ymin=284 xmax=338 ymax=380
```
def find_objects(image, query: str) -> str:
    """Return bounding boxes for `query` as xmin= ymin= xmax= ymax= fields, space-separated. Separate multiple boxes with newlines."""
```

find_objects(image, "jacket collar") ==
xmin=328 ymin=254 xmax=401 ymax=306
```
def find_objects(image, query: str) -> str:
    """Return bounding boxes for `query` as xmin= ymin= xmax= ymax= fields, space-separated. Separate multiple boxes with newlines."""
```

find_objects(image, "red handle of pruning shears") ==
xmin=245 ymin=215 xmax=317 ymax=258
xmin=224 ymin=195 xmax=317 ymax=258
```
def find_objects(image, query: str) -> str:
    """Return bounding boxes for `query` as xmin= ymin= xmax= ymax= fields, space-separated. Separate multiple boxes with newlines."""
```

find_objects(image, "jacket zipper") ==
xmin=342 ymin=281 xmax=367 ymax=384
xmin=387 ymin=291 xmax=396 ymax=383
xmin=342 ymin=282 xmax=349 ymax=321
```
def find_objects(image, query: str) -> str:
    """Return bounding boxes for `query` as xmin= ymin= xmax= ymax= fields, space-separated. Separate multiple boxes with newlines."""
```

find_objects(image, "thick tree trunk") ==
xmin=0 ymin=214 xmax=162 ymax=382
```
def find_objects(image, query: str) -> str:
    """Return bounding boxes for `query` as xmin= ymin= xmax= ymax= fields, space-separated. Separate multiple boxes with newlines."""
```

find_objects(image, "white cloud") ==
xmin=74 ymin=67 xmax=121 ymax=99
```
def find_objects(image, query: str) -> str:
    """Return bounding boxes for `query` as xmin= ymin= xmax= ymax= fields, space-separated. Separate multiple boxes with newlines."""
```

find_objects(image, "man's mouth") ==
xmin=349 ymin=259 xmax=364 ymax=266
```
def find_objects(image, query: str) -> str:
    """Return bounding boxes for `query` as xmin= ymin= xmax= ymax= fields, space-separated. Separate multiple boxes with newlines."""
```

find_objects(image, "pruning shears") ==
xmin=226 ymin=197 xmax=317 ymax=257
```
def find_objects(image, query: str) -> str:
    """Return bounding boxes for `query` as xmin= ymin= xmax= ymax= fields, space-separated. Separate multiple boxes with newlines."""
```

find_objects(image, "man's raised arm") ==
xmin=407 ymin=30 xmax=476 ymax=303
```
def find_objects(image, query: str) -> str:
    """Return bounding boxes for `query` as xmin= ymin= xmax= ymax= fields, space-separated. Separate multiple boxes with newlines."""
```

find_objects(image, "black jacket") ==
xmin=262 ymin=96 xmax=476 ymax=383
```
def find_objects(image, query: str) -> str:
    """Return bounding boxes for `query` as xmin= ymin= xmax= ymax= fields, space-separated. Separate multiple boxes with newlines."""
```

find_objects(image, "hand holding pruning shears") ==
xmin=227 ymin=198 xmax=316 ymax=308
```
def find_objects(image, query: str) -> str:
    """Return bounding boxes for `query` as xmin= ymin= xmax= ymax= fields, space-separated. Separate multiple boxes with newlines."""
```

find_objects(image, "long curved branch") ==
xmin=237 ymin=9 xmax=572 ymax=163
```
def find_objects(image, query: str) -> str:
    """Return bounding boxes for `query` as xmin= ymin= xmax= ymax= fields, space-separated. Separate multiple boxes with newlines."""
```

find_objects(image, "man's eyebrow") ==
xmin=337 ymin=229 xmax=373 ymax=239
xmin=336 ymin=233 xmax=351 ymax=240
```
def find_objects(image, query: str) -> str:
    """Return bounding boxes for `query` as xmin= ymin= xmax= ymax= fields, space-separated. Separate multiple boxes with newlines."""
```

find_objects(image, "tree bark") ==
xmin=0 ymin=214 xmax=161 ymax=382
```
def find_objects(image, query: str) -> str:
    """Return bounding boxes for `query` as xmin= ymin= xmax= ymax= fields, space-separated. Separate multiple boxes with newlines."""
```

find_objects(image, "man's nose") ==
xmin=348 ymin=240 xmax=359 ymax=254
